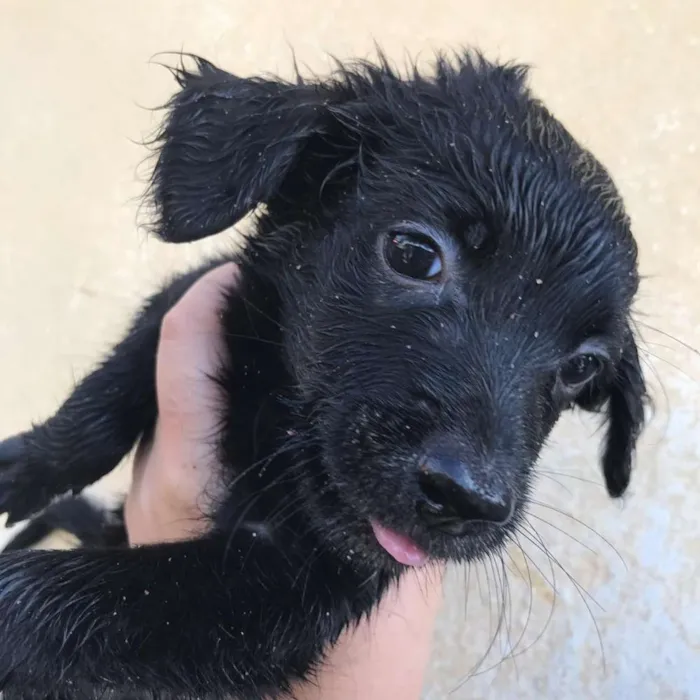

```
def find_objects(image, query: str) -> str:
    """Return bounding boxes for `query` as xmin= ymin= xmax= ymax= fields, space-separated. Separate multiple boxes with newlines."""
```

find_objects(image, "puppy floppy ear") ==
xmin=576 ymin=329 xmax=648 ymax=498
xmin=149 ymin=57 xmax=324 ymax=243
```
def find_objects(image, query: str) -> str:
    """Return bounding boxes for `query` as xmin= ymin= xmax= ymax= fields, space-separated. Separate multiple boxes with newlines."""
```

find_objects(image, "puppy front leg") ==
xmin=0 ymin=534 xmax=342 ymax=699
xmin=0 ymin=260 xmax=227 ymax=525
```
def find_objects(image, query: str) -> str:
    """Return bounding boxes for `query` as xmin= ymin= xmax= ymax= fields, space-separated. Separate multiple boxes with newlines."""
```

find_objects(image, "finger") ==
xmin=156 ymin=262 xmax=239 ymax=438
xmin=128 ymin=263 xmax=239 ymax=538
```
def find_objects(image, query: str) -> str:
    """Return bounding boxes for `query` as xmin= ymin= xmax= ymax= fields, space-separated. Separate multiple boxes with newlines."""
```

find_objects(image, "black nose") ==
xmin=417 ymin=453 xmax=513 ymax=535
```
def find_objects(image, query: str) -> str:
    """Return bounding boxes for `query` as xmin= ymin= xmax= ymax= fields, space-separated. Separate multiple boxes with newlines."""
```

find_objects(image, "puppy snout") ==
xmin=417 ymin=452 xmax=513 ymax=535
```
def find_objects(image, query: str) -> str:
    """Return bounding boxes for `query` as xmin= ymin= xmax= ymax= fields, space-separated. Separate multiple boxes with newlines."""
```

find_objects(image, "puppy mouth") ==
xmin=370 ymin=519 xmax=429 ymax=567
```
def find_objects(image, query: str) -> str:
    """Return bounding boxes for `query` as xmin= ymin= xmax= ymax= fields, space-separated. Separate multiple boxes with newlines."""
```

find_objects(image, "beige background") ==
xmin=0 ymin=1 xmax=698 ymax=698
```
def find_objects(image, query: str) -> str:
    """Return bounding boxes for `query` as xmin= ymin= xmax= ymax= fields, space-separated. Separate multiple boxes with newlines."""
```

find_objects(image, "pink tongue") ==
xmin=370 ymin=520 xmax=428 ymax=567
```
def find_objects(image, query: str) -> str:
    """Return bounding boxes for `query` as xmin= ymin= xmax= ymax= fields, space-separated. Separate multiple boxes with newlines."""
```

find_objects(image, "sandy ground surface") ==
xmin=0 ymin=1 xmax=698 ymax=698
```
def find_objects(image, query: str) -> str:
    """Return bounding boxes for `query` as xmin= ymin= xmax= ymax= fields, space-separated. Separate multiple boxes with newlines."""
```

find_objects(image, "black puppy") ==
xmin=0 ymin=51 xmax=647 ymax=699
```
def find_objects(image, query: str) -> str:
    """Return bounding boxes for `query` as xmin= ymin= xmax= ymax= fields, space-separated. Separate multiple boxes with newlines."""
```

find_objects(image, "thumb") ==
xmin=155 ymin=262 xmax=240 ymax=443
xmin=126 ymin=263 xmax=240 ymax=544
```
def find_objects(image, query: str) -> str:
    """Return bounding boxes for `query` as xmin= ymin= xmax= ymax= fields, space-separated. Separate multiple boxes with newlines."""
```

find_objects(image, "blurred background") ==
xmin=0 ymin=1 xmax=698 ymax=698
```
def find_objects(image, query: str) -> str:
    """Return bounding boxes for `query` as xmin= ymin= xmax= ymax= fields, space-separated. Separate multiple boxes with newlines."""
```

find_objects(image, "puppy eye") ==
xmin=384 ymin=232 xmax=443 ymax=281
xmin=559 ymin=354 xmax=604 ymax=390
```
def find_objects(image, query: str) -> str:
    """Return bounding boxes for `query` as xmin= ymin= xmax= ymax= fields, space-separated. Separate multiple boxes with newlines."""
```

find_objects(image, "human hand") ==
xmin=125 ymin=262 xmax=238 ymax=545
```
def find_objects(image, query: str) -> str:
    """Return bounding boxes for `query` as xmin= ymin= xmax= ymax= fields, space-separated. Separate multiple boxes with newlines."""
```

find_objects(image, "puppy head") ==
xmin=149 ymin=53 xmax=647 ymax=565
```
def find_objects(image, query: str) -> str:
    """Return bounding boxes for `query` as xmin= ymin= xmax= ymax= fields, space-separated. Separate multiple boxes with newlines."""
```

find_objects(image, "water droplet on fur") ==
xmin=535 ymin=278 xmax=543 ymax=285
xmin=534 ymin=331 xmax=540 ymax=338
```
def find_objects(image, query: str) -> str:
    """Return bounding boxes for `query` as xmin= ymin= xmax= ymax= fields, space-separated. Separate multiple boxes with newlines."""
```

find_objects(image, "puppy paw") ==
xmin=0 ymin=432 xmax=57 ymax=525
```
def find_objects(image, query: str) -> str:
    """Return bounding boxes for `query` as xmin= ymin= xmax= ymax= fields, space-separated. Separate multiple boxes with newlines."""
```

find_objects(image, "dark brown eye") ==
xmin=559 ymin=354 xmax=604 ymax=390
xmin=384 ymin=232 xmax=443 ymax=281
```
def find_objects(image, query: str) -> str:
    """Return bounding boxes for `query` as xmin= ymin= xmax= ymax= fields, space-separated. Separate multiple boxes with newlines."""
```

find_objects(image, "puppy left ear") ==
xmin=576 ymin=329 xmax=648 ymax=498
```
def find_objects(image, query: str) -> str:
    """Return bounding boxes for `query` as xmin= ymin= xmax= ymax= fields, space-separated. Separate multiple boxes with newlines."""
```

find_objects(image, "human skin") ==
xmin=123 ymin=262 xmax=445 ymax=700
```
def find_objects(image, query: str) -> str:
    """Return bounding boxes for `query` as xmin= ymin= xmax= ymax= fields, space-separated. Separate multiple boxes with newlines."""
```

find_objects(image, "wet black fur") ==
xmin=0 ymin=50 xmax=647 ymax=699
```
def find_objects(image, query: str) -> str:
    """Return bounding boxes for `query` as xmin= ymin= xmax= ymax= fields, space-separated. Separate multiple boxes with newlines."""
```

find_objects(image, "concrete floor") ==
xmin=0 ymin=1 xmax=698 ymax=698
